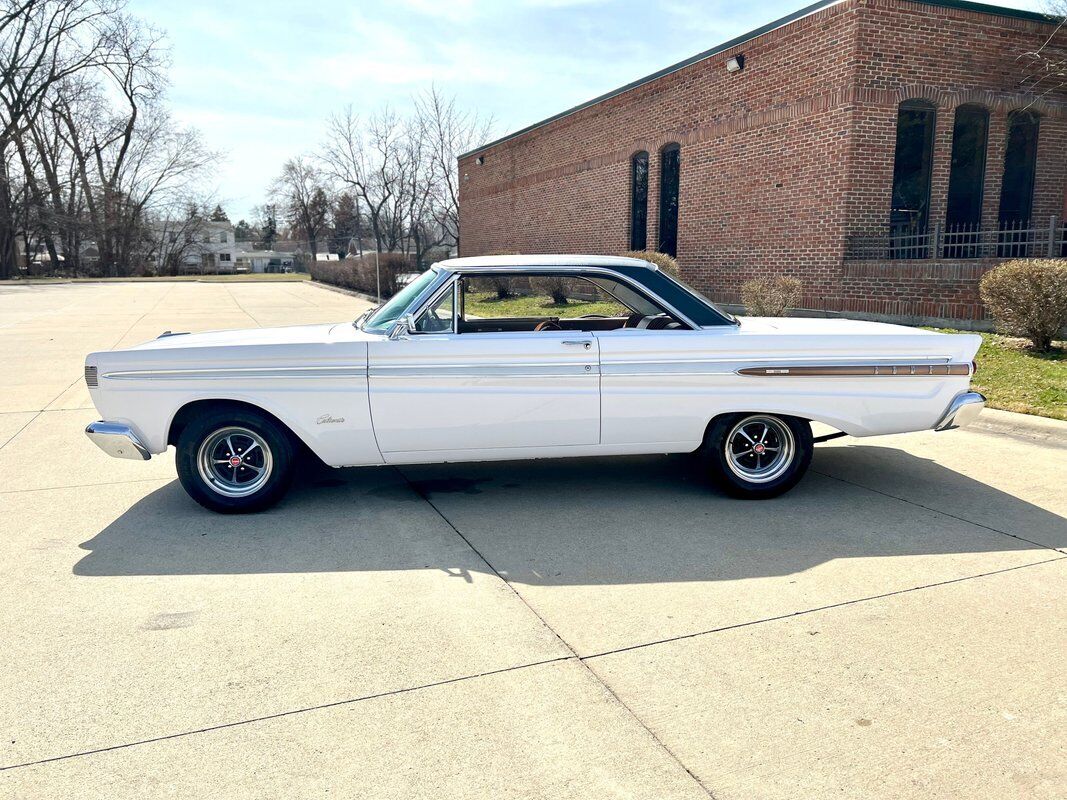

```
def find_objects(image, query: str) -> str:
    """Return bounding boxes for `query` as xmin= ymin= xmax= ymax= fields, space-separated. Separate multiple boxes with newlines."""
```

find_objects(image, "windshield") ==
xmin=361 ymin=268 xmax=440 ymax=333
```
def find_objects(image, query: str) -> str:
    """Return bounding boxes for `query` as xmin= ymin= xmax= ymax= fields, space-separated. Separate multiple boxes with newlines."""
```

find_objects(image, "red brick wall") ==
xmin=459 ymin=0 xmax=1067 ymax=326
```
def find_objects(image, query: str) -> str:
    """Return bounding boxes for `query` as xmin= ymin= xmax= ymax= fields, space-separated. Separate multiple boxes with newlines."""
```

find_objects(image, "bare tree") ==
xmin=0 ymin=0 xmax=125 ymax=277
xmin=0 ymin=2 xmax=218 ymax=277
xmin=321 ymin=106 xmax=407 ymax=255
xmin=272 ymin=156 xmax=330 ymax=260
xmin=399 ymin=110 xmax=449 ymax=266
xmin=142 ymin=195 xmax=218 ymax=275
xmin=1019 ymin=3 xmax=1067 ymax=100
xmin=414 ymin=86 xmax=492 ymax=254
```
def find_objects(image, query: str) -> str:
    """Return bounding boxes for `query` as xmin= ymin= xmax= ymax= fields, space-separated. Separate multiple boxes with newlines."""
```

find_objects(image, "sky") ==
xmin=126 ymin=0 xmax=1049 ymax=222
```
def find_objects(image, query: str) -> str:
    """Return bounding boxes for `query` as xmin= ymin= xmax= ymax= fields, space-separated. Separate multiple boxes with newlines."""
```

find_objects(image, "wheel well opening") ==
xmin=701 ymin=412 xmax=815 ymax=447
xmin=168 ymin=399 xmax=296 ymax=448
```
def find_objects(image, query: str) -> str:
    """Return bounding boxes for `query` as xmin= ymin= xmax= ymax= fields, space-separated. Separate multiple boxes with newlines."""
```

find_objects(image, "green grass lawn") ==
xmin=464 ymin=292 xmax=627 ymax=318
xmin=1 ymin=273 xmax=311 ymax=284
xmin=931 ymin=328 xmax=1066 ymax=421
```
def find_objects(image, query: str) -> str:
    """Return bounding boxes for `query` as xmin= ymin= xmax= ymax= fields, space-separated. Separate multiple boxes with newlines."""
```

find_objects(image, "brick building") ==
xmin=457 ymin=0 xmax=1067 ymax=327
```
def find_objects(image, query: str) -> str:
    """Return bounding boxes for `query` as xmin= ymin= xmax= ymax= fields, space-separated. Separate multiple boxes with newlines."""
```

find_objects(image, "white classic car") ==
xmin=84 ymin=255 xmax=985 ymax=513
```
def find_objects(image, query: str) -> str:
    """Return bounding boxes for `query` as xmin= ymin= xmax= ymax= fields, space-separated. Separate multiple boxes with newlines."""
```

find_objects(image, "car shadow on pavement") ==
xmin=73 ymin=445 xmax=1066 ymax=582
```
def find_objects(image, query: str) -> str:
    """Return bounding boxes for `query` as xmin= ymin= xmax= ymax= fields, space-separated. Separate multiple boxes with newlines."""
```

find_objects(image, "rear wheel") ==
xmin=176 ymin=408 xmax=295 ymax=513
xmin=702 ymin=413 xmax=813 ymax=499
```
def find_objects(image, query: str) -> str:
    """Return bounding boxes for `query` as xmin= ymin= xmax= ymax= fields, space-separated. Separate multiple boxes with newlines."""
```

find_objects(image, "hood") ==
xmin=127 ymin=323 xmax=342 ymax=351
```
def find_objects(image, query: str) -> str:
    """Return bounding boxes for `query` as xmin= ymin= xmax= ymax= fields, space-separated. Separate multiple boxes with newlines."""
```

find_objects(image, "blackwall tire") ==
xmin=175 ymin=407 xmax=295 ymax=513
xmin=703 ymin=413 xmax=813 ymax=499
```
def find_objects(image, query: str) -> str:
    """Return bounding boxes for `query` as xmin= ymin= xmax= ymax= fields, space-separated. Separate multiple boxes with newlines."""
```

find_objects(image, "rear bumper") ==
xmin=85 ymin=421 xmax=152 ymax=460
xmin=933 ymin=392 xmax=986 ymax=431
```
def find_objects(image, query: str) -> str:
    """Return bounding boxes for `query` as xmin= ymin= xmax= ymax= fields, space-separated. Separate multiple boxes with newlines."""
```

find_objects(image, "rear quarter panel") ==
xmin=596 ymin=327 xmax=980 ymax=446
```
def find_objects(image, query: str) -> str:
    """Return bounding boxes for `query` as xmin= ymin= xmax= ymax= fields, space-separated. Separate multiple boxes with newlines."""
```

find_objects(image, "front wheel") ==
xmin=176 ymin=408 xmax=295 ymax=513
xmin=702 ymin=413 xmax=813 ymax=499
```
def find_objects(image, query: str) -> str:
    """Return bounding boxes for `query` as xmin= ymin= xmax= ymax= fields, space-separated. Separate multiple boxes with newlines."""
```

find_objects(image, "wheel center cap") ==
xmin=753 ymin=443 xmax=766 ymax=455
xmin=229 ymin=455 xmax=242 ymax=467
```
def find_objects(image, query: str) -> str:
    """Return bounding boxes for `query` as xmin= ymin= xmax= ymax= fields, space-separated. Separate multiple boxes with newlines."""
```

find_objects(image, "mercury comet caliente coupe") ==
xmin=84 ymin=255 xmax=985 ymax=513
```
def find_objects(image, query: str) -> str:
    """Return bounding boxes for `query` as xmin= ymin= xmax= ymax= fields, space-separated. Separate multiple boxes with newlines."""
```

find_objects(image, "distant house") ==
xmin=153 ymin=219 xmax=238 ymax=273
xmin=21 ymin=238 xmax=100 ymax=271
xmin=235 ymin=250 xmax=295 ymax=273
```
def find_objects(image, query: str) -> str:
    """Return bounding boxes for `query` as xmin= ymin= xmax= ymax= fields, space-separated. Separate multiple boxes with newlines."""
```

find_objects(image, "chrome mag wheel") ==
xmin=196 ymin=426 xmax=273 ymax=498
xmin=724 ymin=415 xmax=795 ymax=484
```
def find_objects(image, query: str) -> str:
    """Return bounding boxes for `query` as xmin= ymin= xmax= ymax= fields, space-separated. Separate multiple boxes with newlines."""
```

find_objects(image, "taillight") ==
xmin=971 ymin=360 xmax=978 ymax=376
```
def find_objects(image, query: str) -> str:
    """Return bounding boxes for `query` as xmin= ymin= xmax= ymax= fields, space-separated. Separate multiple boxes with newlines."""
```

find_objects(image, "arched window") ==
xmin=629 ymin=151 xmax=649 ymax=251
xmin=889 ymin=100 xmax=936 ymax=258
xmin=998 ymin=110 xmax=1040 ymax=257
xmin=658 ymin=143 xmax=681 ymax=258
xmin=945 ymin=104 xmax=989 ymax=257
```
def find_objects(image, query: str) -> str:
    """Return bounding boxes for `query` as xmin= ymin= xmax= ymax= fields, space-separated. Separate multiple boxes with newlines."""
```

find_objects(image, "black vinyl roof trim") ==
xmin=459 ymin=0 xmax=1058 ymax=160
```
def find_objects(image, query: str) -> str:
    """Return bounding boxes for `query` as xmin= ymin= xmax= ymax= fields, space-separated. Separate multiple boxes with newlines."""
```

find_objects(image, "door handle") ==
xmin=562 ymin=340 xmax=592 ymax=350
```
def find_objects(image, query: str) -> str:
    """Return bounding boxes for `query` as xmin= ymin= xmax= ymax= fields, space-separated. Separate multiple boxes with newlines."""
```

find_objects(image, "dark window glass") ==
xmin=998 ymin=111 xmax=1040 ymax=257
xmin=998 ymin=111 xmax=1040 ymax=225
xmin=629 ymin=151 xmax=649 ymax=250
xmin=945 ymin=105 xmax=989 ymax=257
xmin=889 ymin=101 xmax=936 ymax=258
xmin=658 ymin=143 xmax=680 ymax=258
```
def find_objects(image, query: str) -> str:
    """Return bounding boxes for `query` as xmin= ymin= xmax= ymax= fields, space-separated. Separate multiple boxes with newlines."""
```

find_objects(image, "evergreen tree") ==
xmin=233 ymin=219 xmax=256 ymax=242
xmin=331 ymin=192 xmax=360 ymax=257
xmin=259 ymin=205 xmax=278 ymax=249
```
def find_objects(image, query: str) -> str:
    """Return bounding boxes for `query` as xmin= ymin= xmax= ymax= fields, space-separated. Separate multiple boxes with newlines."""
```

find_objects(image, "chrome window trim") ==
xmin=382 ymin=267 xmax=454 ymax=338
xmin=403 ymin=266 xmax=700 ymax=331
xmin=408 ymin=275 xmax=460 ymax=335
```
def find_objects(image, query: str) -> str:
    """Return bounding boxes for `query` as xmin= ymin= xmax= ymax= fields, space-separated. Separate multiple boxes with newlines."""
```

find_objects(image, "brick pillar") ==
xmin=1033 ymin=116 xmax=1067 ymax=223
xmin=927 ymin=102 xmax=955 ymax=239
xmin=646 ymin=147 xmax=661 ymax=255
xmin=980 ymin=112 xmax=1007 ymax=238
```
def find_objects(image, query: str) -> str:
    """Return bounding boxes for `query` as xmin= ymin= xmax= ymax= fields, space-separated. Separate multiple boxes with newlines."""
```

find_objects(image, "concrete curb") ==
xmin=971 ymin=407 xmax=1067 ymax=447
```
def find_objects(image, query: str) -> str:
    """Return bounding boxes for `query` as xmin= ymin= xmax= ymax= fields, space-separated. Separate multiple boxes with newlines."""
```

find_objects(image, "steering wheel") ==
xmin=534 ymin=319 xmax=562 ymax=332
xmin=416 ymin=312 xmax=451 ymax=333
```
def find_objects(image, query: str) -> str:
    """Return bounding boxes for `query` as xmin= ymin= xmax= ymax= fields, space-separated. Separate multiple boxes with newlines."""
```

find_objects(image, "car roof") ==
xmin=435 ymin=254 xmax=657 ymax=272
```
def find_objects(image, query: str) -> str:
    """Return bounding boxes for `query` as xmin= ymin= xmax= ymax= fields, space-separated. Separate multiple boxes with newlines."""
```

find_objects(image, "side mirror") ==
xmin=390 ymin=314 xmax=416 ymax=340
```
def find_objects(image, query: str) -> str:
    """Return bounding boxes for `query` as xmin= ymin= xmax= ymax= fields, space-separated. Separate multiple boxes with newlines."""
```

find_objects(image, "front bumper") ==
xmin=85 ymin=421 xmax=152 ymax=460
xmin=933 ymin=391 xmax=986 ymax=431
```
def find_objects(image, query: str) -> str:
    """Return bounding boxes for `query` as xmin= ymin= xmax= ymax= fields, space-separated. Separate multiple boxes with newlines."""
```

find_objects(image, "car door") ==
xmin=367 ymin=277 xmax=600 ymax=457
xmin=596 ymin=325 xmax=729 ymax=448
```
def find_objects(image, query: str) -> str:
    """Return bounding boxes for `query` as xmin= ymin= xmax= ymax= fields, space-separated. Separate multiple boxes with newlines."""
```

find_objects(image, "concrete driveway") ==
xmin=1 ymin=280 xmax=1065 ymax=799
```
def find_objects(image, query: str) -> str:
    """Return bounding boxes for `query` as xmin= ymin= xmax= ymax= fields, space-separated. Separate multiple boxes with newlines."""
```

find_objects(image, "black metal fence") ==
xmin=845 ymin=217 xmax=1067 ymax=261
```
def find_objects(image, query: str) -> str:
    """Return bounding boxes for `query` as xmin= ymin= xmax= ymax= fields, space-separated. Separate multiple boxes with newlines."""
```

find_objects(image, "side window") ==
xmin=414 ymin=284 xmax=454 ymax=333
xmin=452 ymin=272 xmax=687 ymax=333
xmin=461 ymin=275 xmax=630 ymax=321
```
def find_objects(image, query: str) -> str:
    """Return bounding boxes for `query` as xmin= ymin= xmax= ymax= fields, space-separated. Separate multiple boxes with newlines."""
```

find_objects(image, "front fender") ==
xmin=91 ymin=383 xmax=383 ymax=467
